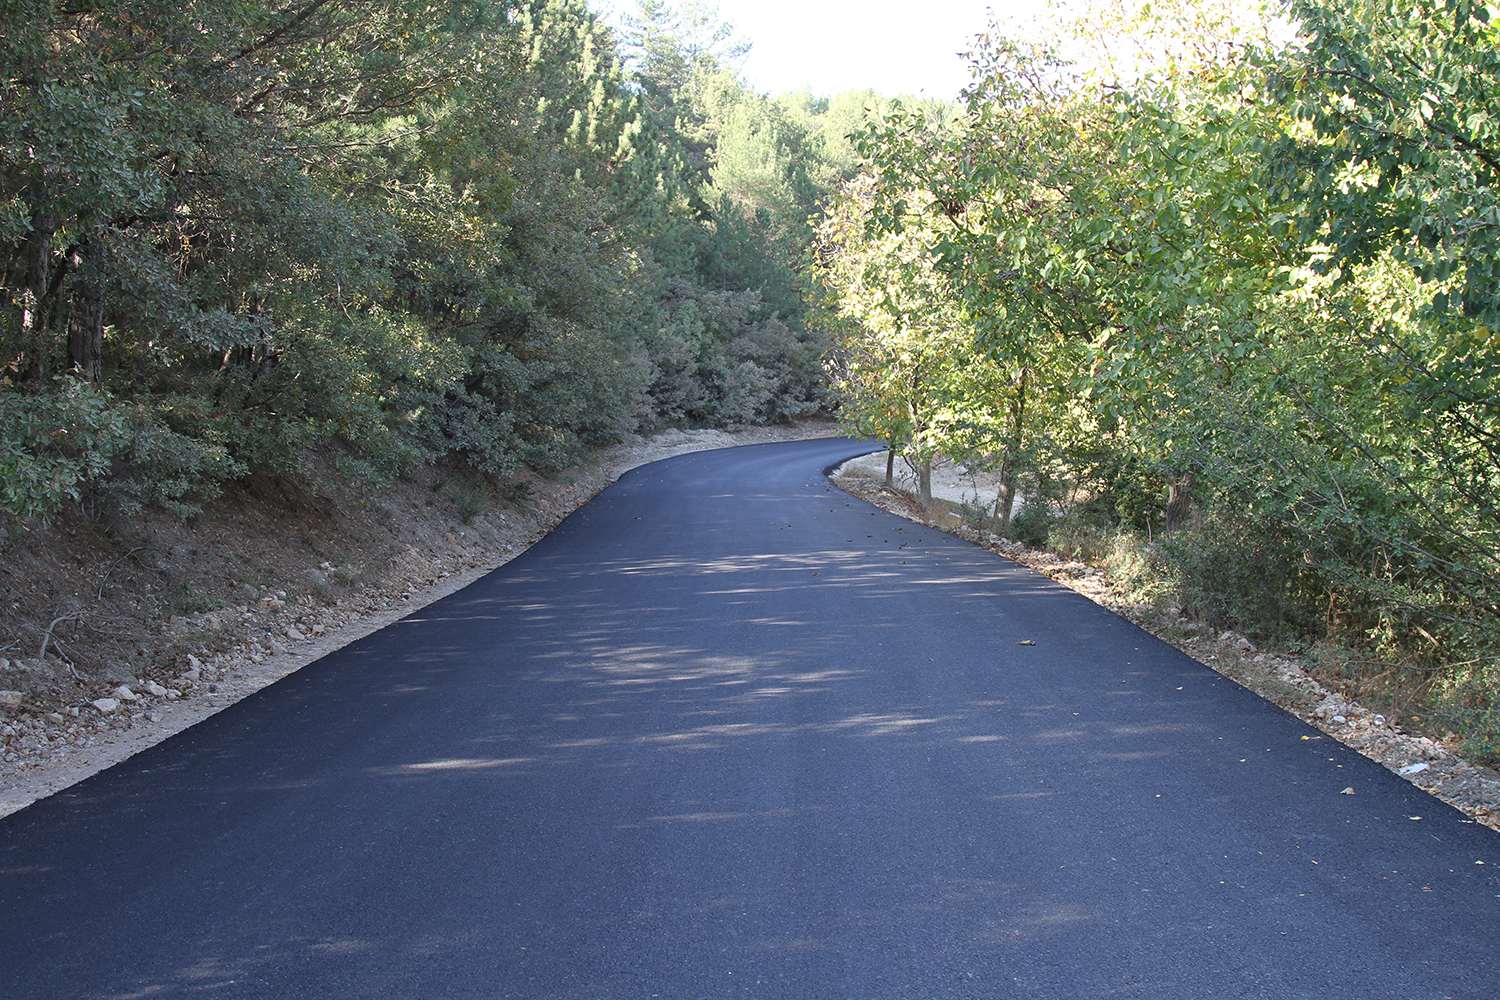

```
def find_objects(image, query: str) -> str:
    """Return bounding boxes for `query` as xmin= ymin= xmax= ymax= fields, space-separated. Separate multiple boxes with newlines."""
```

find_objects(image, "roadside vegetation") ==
xmin=815 ymin=0 xmax=1500 ymax=763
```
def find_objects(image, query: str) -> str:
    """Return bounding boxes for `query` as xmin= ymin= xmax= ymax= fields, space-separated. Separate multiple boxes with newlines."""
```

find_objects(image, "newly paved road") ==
xmin=3 ymin=437 xmax=1498 ymax=999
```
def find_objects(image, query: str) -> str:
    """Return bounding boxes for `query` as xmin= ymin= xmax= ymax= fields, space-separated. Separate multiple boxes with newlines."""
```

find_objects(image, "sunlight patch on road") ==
xmin=831 ymin=712 xmax=945 ymax=735
xmin=394 ymin=757 xmax=535 ymax=772
xmin=627 ymin=807 xmax=803 ymax=825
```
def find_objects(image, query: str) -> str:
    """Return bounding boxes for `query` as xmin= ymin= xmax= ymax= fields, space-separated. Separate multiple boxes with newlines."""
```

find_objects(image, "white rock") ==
xmin=144 ymin=681 xmax=169 ymax=698
xmin=285 ymin=627 xmax=305 ymax=641
xmin=112 ymin=685 xmax=140 ymax=702
xmin=1399 ymin=762 xmax=1430 ymax=776
xmin=165 ymin=688 xmax=181 ymax=699
xmin=45 ymin=713 xmax=63 ymax=724
xmin=91 ymin=698 xmax=120 ymax=713
xmin=0 ymin=690 xmax=22 ymax=708
xmin=186 ymin=654 xmax=202 ymax=671
xmin=181 ymin=668 xmax=201 ymax=682
xmin=1333 ymin=715 xmax=1347 ymax=724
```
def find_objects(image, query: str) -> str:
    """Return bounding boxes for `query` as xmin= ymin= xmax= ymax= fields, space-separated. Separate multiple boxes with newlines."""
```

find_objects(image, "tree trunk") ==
xmin=20 ymin=210 xmax=57 ymax=382
xmin=884 ymin=447 xmax=895 ymax=488
xmin=994 ymin=473 xmax=1017 ymax=531
xmin=67 ymin=242 xmax=103 ymax=384
xmin=1164 ymin=470 xmax=1196 ymax=534
xmin=993 ymin=367 xmax=1027 ymax=532
xmin=917 ymin=461 xmax=932 ymax=506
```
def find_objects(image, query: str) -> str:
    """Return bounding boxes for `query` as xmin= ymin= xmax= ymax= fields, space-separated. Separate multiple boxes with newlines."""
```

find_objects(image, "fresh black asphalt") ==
xmin=3 ymin=436 xmax=1498 ymax=999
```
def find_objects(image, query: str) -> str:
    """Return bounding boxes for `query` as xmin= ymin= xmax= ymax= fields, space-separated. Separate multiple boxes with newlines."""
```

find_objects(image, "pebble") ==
xmin=143 ymin=681 xmax=169 ymax=698
xmin=111 ymin=686 xmax=140 ymax=702
xmin=0 ymin=691 xmax=22 ymax=709
xmin=91 ymin=698 xmax=119 ymax=714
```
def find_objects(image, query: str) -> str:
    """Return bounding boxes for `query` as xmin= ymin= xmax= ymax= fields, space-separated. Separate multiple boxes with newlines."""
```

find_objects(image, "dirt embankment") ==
xmin=0 ymin=420 xmax=838 ymax=816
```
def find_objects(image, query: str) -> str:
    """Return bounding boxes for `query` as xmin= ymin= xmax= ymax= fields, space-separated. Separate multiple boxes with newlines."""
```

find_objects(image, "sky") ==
xmin=593 ymin=1 xmax=1056 ymax=100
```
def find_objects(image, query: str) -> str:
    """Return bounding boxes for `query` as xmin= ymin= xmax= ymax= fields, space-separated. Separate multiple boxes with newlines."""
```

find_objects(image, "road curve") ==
xmin=3 ymin=437 xmax=1498 ymax=999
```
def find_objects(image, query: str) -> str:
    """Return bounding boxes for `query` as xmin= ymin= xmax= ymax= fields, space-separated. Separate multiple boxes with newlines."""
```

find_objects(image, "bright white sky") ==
xmin=592 ymin=1 xmax=1056 ymax=100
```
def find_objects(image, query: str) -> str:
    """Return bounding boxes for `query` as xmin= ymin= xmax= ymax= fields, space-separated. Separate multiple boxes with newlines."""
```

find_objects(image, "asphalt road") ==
xmin=3 ymin=437 xmax=1498 ymax=999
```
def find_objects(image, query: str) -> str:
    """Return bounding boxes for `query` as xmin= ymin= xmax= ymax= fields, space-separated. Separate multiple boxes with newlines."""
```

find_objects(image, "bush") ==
xmin=1163 ymin=512 xmax=1320 ymax=642
xmin=100 ymin=412 xmax=245 ymax=519
xmin=1008 ymin=504 xmax=1052 ymax=549
xmin=0 ymin=379 xmax=127 ymax=519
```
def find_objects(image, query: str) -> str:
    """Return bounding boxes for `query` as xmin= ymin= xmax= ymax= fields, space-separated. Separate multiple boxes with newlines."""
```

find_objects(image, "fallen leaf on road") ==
xmin=1017 ymin=640 xmax=1035 ymax=646
xmin=1340 ymin=787 xmax=1355 ymax=795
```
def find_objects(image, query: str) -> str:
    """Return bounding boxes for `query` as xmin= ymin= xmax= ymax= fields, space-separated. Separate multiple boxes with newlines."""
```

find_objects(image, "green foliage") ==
xmin=1006 ymin=504 xmax=1052 ymax=549
xmin=1441 ymin=683 xmax=1500 ymax=766
xmin=453 ymin=489 xmax=487 ymax=524
xmin=1273 ymin=0 xmax=1500 ymax=322
xmin=0 ymin=378 xmax=125 ymax=518
xmin=100 ymin=411 xmax=245 ymax=519
xmin=826 ymin=0 xmax=1500 ymax=714
xmin=0 ymin=0 xmax=858 ymax=521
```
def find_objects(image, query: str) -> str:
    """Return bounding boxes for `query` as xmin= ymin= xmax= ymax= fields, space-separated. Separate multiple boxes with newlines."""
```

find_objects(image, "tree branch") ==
xmin=232 ymin=0 xmax=339 ymax=63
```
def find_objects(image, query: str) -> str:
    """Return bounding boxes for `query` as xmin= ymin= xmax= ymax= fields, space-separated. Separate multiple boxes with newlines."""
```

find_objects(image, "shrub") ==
xmin=0 ymin=378 xmax=127 ymax=519
xmin=1163 ymin=511 xmax=1319 ymax=643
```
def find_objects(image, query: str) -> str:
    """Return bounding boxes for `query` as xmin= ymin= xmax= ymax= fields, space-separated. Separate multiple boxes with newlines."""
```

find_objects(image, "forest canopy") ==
xmin=0 ymin=0 xmax=899 ymax=517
